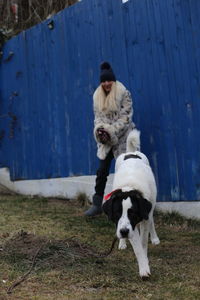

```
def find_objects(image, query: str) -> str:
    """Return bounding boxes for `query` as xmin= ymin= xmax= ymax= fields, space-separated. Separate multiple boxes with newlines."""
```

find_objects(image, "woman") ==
xmin=85 ymin=62 xmax=138 ymax=216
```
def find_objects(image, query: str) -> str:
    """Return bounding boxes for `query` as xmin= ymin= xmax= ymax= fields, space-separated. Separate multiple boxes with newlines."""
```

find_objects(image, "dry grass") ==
xmin=0 ymin=193 xmax=200 ymax=299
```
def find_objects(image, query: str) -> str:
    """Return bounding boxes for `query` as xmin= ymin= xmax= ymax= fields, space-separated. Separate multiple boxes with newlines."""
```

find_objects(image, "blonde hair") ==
xmin=96 ymin=82 xmax=118 ymax=112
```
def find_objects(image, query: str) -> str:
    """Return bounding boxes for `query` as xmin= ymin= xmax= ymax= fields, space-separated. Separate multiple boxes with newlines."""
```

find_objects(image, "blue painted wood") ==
xmin=0 ymin=0 xmax=200 ymax=201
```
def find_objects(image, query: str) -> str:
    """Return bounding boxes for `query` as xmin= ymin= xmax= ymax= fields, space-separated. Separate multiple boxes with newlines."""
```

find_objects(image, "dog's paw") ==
xmin=139 ymin=268 xmax=151 ymax=279
xmin=151 ymin=237 xmax=160 ymax=245
xmin=118 ymin=239 xmax=127 ymax=250
xmin=139 ymin=264 xmax=151 ymax=279
xmin=141 ymin=273 xmax=151 ymax=280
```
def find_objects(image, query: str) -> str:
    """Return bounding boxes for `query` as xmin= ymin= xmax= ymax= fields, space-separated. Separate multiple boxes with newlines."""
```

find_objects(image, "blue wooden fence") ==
xmin=0 ymin=0 xmax=200 ymax=202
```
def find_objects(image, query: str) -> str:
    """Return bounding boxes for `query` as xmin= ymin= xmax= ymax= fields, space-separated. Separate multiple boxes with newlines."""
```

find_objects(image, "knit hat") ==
xmin=100 ymin=62 xmax=116 ymax=83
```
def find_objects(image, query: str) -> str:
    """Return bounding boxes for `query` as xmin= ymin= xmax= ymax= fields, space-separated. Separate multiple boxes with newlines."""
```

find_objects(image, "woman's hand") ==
xmin=96 ymin=128 xmax=110 ymax=144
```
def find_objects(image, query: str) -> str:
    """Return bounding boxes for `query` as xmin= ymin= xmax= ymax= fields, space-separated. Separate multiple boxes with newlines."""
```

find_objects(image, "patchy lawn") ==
xmin=0 ymin=193 xmax=200 ymax=300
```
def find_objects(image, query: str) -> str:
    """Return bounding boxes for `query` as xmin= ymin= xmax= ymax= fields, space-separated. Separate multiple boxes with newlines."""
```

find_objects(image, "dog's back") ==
xmin=113 ymin=151 xmax=157 ymax=205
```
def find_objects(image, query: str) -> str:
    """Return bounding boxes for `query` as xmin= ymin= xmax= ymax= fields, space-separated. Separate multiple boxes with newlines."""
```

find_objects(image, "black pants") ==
xmin=94 ymin=149 xmax=114 ymax=197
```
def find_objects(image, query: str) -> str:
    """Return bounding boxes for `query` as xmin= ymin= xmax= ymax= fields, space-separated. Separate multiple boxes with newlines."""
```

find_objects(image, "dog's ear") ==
xmin=137 ymin=198 xmax=152 ymax=220
xmin=102 ymin=198 xmax=113 ymax=220
xmin=102 ymin=189 xmax=122 ymax=221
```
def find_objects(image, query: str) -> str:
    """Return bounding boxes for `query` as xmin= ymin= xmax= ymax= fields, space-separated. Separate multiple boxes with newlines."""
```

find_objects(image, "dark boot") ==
xmin=84 ymin=194 xmax=103 ymax=216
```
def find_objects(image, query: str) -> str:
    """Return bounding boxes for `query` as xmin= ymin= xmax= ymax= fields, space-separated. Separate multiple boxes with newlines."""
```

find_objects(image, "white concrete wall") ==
xmin=0 ymin=168 xmax=113 ymax=202
xmin=0 ymin=168 xmax=199 ymax=220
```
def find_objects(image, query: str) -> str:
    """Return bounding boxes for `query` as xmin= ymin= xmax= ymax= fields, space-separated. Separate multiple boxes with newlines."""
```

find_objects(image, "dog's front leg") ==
xmin=118 ymin=238 xmax=127 ymax=250
xmin=149 ymin=217 xmax=160 ymax=245
xmin=129 ymin=227 xmax=150 ymax=279
xmin=140 ymin=220 xmax=150 ymax=256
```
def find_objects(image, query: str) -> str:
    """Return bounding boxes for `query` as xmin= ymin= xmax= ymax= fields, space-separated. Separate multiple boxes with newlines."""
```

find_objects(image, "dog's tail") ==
xmin=126 ymin=129 xmax=140 ymax=152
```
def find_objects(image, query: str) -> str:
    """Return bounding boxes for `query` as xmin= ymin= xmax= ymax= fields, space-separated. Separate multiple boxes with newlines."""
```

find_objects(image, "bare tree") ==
xmin=0 ymin=0 xmax=78 ymax=40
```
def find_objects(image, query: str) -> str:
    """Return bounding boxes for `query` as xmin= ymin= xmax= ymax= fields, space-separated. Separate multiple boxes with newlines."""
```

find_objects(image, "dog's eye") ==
xmin=128 ymin=208 xmax=138 ymax=219
xmin=112 ymin=209 xmax=122 ymax=222
xmin=128 ymin=208 xmax=134 ymax=215
xmin=113 ymin=203 xmax=122 ymax=218
xmin=114 ymin=211 xmax=122 ymax=220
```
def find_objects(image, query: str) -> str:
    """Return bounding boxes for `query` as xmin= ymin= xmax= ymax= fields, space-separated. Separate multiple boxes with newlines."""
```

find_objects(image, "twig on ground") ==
xmin=6 ymin=241 xmax=48 ymax=295
xmin=6 ymin=236 xmax=117 ymax=294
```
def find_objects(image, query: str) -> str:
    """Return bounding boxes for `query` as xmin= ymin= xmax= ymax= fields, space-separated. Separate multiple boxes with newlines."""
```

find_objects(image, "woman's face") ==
xmin=101 ymin=81 xmax=114 ymax=93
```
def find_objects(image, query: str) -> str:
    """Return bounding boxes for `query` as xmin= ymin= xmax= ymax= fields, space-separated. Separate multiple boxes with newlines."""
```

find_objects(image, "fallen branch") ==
xmin=6 ymin=236 xmax=117 ymax=294
xmin=7 ymin=241 xmax=48 ymax=295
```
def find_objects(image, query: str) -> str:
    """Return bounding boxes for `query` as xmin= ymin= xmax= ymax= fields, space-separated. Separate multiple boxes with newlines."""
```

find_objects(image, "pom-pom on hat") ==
xmin=100 ymin=62 xmax=116 ymax=83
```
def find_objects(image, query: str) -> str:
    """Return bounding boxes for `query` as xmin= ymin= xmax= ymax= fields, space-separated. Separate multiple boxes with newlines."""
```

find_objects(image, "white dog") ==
xmin=102 ymin=129 xmax=160 ymax=279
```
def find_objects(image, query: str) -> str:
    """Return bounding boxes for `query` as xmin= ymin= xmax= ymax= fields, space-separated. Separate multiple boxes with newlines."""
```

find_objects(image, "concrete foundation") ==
xmin=0 ymin=168 xmax=199 ymax=220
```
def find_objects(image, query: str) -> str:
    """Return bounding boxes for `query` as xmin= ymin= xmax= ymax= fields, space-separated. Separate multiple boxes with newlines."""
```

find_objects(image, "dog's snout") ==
xmin=120 ymin=228 xmax=129 ymax=238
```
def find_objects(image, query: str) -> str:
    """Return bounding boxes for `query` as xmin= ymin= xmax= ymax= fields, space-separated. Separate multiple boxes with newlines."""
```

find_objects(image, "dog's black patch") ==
xmin=124 ymin=154 xmax=141 ymax=160
xmin=102 ymin=189 xmax=123 ymax=224
xmin=102 ymin=190 xmax=152 ymax=228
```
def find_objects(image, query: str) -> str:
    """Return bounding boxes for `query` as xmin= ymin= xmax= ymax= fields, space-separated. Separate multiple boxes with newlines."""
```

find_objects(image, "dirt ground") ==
xmin=0 ymin=189 xmax=200 ymax=300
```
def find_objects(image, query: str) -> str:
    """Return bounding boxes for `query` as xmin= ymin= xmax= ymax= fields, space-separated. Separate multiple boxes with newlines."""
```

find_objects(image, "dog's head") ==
xmin=102 ymin=189 xmax=152 ymax=239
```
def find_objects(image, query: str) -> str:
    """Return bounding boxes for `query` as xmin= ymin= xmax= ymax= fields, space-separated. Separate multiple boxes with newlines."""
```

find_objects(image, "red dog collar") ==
xmin=104 ymin=189 xmax=120 ymax=201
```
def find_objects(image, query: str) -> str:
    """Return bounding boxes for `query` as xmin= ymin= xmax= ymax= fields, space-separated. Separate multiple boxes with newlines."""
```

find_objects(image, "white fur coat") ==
xmin=93 ymin=81 xmax=135 ymax=160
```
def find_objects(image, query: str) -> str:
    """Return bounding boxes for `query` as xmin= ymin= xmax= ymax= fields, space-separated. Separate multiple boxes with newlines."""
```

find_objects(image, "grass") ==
xmin=0 ymin=193 xmax=200 ymax=300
